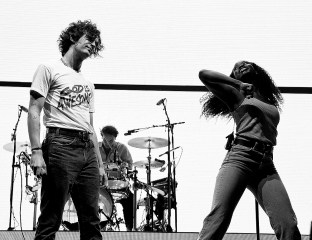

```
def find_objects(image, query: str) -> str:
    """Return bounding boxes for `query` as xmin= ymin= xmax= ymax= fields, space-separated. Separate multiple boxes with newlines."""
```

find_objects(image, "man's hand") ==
xmin=240 ymin=82 xmax=254 ymax=98
xmin=30 ymin=151 xmax=47 ymax=177
xmin=99 ymin=166 xmax=108 ymax=187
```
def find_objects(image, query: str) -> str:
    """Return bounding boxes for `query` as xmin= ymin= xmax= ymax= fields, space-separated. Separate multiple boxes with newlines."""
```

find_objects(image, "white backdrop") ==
xmin=0 ymin=0 xmax=311 ymax=235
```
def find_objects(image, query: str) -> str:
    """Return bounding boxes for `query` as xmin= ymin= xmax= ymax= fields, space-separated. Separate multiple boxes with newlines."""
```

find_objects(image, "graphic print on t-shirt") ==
xmin=58 ymin=84 xmax=91 ymax=109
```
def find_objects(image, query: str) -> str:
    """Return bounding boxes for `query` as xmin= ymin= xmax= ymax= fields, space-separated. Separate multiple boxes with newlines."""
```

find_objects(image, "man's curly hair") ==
xmin=57 ymin=20 xmax=104 ymax=57
xmin=200 ymin=61 xmax=283 ymax=119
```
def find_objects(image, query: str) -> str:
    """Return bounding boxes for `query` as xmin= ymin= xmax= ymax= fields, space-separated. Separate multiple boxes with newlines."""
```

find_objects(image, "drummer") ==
xmin=99 ymin=125 xmax=133 ymax=231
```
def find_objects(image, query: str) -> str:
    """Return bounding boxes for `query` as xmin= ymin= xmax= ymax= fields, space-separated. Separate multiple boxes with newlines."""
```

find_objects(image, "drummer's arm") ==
xmin=120 ymin=145 xmax=133 ymax=170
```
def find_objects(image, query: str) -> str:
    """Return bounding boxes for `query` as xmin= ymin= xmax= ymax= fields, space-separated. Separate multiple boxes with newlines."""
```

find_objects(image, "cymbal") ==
xmin=133 ymin=159 xmax=165 ymax=169
xmin=146 ymin=185 xmax=165 ymax=196
xmin=128 ymin=137 xmax=168 ymax=149
xmin=133 ymin=181 xmax=166 ymax=196
xmin=3 ymin=141 xmax=31 ymax=153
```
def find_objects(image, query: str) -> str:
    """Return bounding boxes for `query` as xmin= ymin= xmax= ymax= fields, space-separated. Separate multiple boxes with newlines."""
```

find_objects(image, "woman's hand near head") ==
xmin=199 ymin=69 xmax=246 ymax=111
xmin=239 ymin=82 xmax=254 ymax=98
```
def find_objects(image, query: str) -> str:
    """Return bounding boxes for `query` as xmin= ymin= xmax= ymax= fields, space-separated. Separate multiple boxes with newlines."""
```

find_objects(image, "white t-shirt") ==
xmin=31 ymin=59 xmax=95 ymax=133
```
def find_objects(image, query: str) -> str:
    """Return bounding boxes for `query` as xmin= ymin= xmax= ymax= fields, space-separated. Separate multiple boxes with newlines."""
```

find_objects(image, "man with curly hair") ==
xmin=28 ymin=20 xmax=106 ymax=240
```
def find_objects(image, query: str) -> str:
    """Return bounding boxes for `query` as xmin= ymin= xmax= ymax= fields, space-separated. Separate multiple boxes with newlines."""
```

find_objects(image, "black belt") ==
xmin=47 ymin=127 xmax=90 ymax=140
xmin=233 ymin=138 xmax=273 ymax=154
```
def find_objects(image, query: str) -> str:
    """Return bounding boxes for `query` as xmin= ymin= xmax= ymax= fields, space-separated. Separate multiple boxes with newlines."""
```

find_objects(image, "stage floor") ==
xmin=0 ymin=231 xmax=309 ymax=240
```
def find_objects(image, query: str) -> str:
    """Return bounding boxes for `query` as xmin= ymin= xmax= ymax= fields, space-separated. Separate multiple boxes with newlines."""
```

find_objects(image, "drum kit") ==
xmin=94 ymin=136 xmax=174 ymax=232
xmin=3 ymin=141 xmax=41 ymax=230
xmin=3 ymin=136 xmax=176 ymax=232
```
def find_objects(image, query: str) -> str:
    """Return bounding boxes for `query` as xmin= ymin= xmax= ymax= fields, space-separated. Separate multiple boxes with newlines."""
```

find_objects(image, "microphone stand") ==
xmin=167 ymin=122 xmax=184 ymax=232
xmin=159 ymin=101 xmax=173 ymax=232
xmin=124 ymin=124 xmax=168 ymax=136
xmin=171 ymin=124 xmax=177 ymax=232
xmin=8 ymin=107 xmax=23 ymax=230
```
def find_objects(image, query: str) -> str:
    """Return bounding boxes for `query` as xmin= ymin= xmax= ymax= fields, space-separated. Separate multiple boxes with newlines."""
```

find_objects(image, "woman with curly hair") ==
xmin=28 ymin=20 xmax=106 ymax=240
xmin=197 ymin=61 xmax=301 ymax=240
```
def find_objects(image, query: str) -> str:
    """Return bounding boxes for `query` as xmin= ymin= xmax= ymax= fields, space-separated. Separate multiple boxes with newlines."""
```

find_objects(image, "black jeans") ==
xmin=197 ymin=144 xmax=301 ymax=240
xmin=34 ymin=132 xmax=102 ymax=240
xmin=118 ymin=190 xmax=134 ymax=230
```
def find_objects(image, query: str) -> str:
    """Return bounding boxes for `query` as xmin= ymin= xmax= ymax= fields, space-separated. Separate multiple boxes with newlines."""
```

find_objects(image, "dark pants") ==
xmin=118 ymin=190 xmax=134 ymax=230
xmin=197 ymin=144 xmax=301 ymax=240
xmin=34 ymin=132 xmax=102 ymax=240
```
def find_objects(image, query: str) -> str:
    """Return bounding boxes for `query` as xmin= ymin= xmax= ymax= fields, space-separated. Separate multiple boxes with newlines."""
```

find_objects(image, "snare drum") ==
xmin=105 ymin=164 xmax=129 ymax=189
xmin=105 ymin=163 xmax=130 ymax=200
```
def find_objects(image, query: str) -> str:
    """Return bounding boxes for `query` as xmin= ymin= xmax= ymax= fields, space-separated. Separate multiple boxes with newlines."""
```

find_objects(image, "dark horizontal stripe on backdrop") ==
xmin=0 ymin=81 xmax=312 ymax=94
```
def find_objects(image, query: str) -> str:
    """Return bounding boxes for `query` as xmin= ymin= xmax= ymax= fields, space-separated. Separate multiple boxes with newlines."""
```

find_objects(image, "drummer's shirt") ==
xmin=99 ymin=141 xmax=133 ymax=170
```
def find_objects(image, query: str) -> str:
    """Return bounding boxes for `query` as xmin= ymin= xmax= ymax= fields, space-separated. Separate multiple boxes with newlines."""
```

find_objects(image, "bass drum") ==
xmin=62 ymin=196 xmax=79 ymax=230
xmin=62 ymin=188 xmax=114 ymax=231
xmin=99 ymin=187 xmax=114 ymax=229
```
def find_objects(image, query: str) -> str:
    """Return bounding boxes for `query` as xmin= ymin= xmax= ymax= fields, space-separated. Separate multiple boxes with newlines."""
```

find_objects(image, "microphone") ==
xmin=19 ymin=105 xmax=28 ymax=113
xmin=159 ymin=146 xmax=181 ymax=157
xmin=155 ymin=158 xmax=167 ymax=172
xmin=154 ymin=158 xmax=165 ymax=164
xmin=156 ymin=98 xmax=166 ymax=106
xmin=124 ymin=130 xmax=138 ymax=136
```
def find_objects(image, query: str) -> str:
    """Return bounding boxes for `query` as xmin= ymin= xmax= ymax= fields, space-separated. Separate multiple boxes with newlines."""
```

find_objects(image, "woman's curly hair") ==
xmin=57 ymin=20 xmax=104 ymax=57
xmin=200 ymin=61 xmax=283 ymax=119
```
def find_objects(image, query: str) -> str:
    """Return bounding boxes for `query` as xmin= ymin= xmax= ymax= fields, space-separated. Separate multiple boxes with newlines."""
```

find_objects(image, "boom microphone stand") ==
xmin=157 ymin=99 xmax=184 ymax=232
xmin=8 ymin=106 xmax=24 ymax=230
xmin=170 ymin=123 xmax=178 ymax=231
xmin=157 ymin=99 xmax=173 ymax=231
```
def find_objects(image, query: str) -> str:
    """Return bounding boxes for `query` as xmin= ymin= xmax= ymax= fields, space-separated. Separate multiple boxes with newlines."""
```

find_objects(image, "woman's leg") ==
xmin=197 ymin=155 xmax=250 ymax=240
xmin=249 ymin=158 xmax=301 ymax=240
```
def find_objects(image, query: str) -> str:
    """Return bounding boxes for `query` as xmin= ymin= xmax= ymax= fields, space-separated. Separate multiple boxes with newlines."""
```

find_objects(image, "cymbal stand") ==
xmin=131 ymin=168 xmax=138 ymax=231
xmin=8 ymin=107 xmax=24 ymax=230
xmin=144 ymin=142 xmax=154 ymax=231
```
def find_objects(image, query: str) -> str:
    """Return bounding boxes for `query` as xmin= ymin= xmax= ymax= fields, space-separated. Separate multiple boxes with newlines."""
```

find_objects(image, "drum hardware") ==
xmin=7 ymin=105 xmax=29 ymax=230
xmin=98 ymin=187 xmax=126 ymax=231
xmin=156 ymin=98 xmax=185 ymax=232
xmin=99 ymin=207 xmax=124 ymax=232
xmin=150 ymin=177 xmax=178 ymax=196
xmin=62 ymin=196 xmax=79 ymax=231
xmin=20 ymin=151 xmax=40 ymax=230
xmin=62 ymin=187 xmax=121 ymax=232
xmin=3 ymin=141 xmax=31 ymax=153
xmin=62 ymin=221 xmax=79 ymax=231
xmin=128 ymin=137 xmax=168 ymax=149
xmin=104 ymin=163 xmax=130 ymax=201
xmin=132 ymin=158 xmax=165 ymax=169
xmin=136 ymin=193 xmax=170 ymax=232
xmin=132 ymin=179 xmax=166 ymax=197
xmin=127 ymin=168 xmax=138 ymax=231
xmin=17 ymin=153 xmax=31 ymax=166
xmin=128 ymin=136 xmax=168 ymax=231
